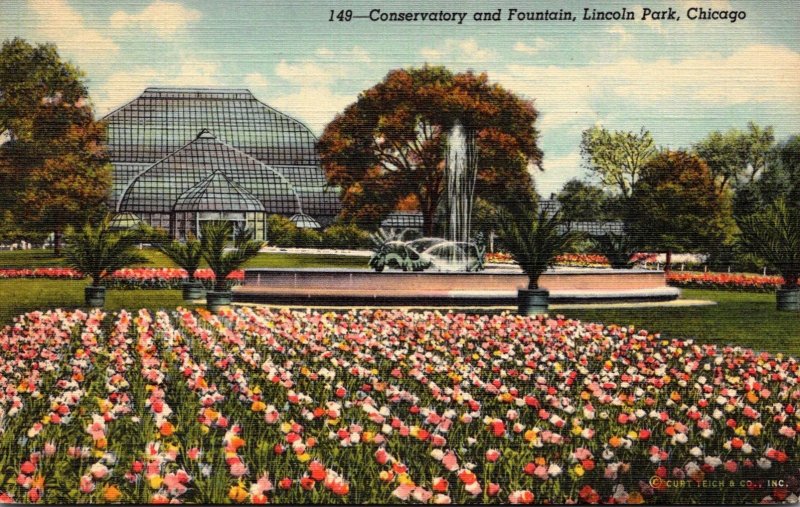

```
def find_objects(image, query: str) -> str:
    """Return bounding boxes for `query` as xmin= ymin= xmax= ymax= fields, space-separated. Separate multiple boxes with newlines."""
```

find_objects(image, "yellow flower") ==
xmin=228 ymin=484 xmax=249 ymax=503
xmin=280 ymin=422 xmax=292 ymax=433
xmin=524 ymin=429 xmax=538 ymax=442
xmin=362 ymin=431 xmax=374 ymax=443
xmin=397 ymin=473 xmax=414 ymax=486
xmin=571 ymin=426 xmax=583 ymax=436
xmin=297 ymin=453 xmax=311 ymax=462
xmin=734 ymin=426 xmax=747 ymax=436
xmin=627 ymin=430 xmax=639 ymax=440
xmin=252 ymin=386 xmax=262 ymax=395
xmin=149 ymin=475 xmax=163 ymax=489
xmin=251 ymin=401 xmax=266 ymax=412
xmin=201 ymin=425 xmax=210 ymax=434
xmin=573 ymin=464 xmax=585 ymax=477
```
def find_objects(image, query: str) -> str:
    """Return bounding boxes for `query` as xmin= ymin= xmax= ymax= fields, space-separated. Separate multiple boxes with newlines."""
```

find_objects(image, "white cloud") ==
xmin=270 ymin=87 xmax=355 ymax=134
xmin=244 ymin=72 xmax=269 ymax=93
xmin=94 ymin=58 xmax=226 ymax=115
xmin=276 ymin=60 xmax=340 ymax=86
xmin=315 ymin=46 xmax=371 ymax=63
xmin=27 ymin=0 xmax=118 ymax=56
xmin=606 ymin=25 xmax=632 ymax=43
xmin=497 ymin=44 xmax=800 ymax=127
xmin=513 ymin=38 xmax=551 ymax=55
xmin=110 ymin=1 xmax=201 ymax=38
xmin=420 ymin=38 xmax=495 ymax=63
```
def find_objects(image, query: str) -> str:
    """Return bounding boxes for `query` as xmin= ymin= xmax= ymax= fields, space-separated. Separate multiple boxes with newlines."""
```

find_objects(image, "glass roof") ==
xmin=103 ymin=88 xmax=319 ymax=166
xmin=289 ymin=213 xmax=322 ymax=229
xmin=118 ymin=130 xmax=301 ymax=215
xmin=381 ymin=211 xmax=424 ymax=228
xmin=108 ymin=212 xmax=143 ymax=230
xmin=173 ymin=171 xmax=266 ymax=212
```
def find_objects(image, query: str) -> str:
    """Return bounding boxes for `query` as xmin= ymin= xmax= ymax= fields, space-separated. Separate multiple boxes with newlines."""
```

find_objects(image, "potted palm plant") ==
xmin=591 ymin=230 xmax=637 ymax=269
xmin=64 ymin=218 xmax=147 ymax=307
xmin=498 ymin=202 xmax=582 ymax=316
xmin=736 ymin=198 xmax=800 ymax=311
xmin=158 ymin=235 xmax=205 ymax=300
xmin=200 ymin=220 xmax=263 ymax=311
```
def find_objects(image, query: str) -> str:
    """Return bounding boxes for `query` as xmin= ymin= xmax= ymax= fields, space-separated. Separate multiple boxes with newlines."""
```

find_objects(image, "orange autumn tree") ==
xmin=318 ymin=65 xmax=542 ymax=235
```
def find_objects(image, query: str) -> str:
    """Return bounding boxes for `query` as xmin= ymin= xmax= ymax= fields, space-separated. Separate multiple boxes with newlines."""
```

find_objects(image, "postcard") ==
xmin=0 ymin=0 xmax=798 ymax=504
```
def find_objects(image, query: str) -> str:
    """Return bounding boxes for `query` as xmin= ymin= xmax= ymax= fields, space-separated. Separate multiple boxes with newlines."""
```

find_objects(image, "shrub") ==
xmin=322 ymin=223 xmax=372 ymax=249
xmin=266 ymin=215 xmax=298 ymax=248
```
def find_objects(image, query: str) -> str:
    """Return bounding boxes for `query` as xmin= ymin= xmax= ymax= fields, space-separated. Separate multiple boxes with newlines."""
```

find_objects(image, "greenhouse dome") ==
xmin=103 ymin=88 xmax=341 ymax=239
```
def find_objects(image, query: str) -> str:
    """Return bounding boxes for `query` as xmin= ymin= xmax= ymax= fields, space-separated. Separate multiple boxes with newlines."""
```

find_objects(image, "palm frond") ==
xmin=64 ymin=216 xmax=147 ymax=286
xmin=158 ymin=235 xmax=203 ymax=280
xmin=498 ymin=204 xmax=583 ymax=289
xmin=736 ymin=199 xmax=800 ymax=287
xmin=200 ymin=220 xmax=264 ymax=291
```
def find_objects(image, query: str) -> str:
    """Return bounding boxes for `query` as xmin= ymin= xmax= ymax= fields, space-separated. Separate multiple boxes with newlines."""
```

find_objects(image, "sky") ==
xmin=3 ymin=0 xmax=799 ymax=195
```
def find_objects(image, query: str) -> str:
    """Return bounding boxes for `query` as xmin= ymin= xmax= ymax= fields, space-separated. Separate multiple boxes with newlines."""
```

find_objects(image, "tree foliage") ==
xmin=734 ymin=135 xmax=800 ymax=218
xmin=626 ymin=151 xmax=735 ymax=256
xmin=318 ymin=65 xmax=542 ymax=235
xmin=580 ymin=126 xmax=656 ymax=198
xmin=0 ymin=37 xmax=110 ymax=252
xmin=693 ymin=122 xmax=776 ymax=193
xmin=556 ymin=179 xmax=613 ymax=222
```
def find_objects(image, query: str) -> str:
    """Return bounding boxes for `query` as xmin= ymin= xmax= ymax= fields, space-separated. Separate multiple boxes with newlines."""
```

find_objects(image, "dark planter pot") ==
xmin=518 ymin=288 xmax=549 ymax=316
xmin=776 ymin=288 xmax=800 ymax=312
xmin=84 ymin=286 xmax=106 ymax=307
xmin=206 ymin=290 xmax=233 ymax=312
xmin=182 ymin=280 xmax=206 ymax=301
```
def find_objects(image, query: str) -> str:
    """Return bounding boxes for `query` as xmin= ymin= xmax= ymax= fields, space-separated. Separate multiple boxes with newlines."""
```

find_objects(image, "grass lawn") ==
xmin=564 ymin=289 xmax=799 ymax=357
xmin=0 ymin=279 xmax=191 ymax=326
xmin=0 ymin=248 xmax=369 ymax=269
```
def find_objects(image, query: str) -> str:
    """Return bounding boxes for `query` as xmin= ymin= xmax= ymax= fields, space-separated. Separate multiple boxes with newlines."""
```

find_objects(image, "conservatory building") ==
xmin=103 ymin=87 xmax=341 ymax=240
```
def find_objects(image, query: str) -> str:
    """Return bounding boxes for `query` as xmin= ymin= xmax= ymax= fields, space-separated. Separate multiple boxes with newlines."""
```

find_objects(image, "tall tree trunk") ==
xmin=664 ymin=250 xmax=672 ymax=273
xmin=53 ymin=227 xmax=62 ymax=256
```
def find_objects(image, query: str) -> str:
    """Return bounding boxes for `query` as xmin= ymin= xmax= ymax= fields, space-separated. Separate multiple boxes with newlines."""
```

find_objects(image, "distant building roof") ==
xmin=558 ymin=221 xmax=625 ymax=236
xmin=381 ymin=211 xmax=425 ymax=229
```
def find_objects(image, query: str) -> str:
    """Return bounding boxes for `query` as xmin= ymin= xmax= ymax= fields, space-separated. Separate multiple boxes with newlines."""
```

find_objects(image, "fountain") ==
xmin=234 ymin=120 xmax=680 ymax=307
xmin=444 ymin=120 xmax=479 ymax=270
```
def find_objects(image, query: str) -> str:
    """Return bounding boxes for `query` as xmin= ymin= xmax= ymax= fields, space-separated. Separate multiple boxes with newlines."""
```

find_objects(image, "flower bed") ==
xmin=0 ymin=268 xmax=243 ymax=289
xmin=0 ymin=307 xmax=797 ymax=504
xmin=485 ymin=253 xmax=658 ymax=268
xmin=666 ymin=272 xmax=788 ymax=293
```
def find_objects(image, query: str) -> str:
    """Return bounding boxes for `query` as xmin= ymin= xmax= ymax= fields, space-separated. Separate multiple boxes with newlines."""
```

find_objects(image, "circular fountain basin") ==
xmin=233 ymin=267 xmax=680 ymax=306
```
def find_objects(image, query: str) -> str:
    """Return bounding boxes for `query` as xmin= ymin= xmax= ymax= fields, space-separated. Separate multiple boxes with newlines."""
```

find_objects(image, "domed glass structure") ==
xmin=103 ymin=87 xmax=341 ymax=239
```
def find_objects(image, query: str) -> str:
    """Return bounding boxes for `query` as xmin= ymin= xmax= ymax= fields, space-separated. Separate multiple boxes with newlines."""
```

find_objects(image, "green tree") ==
xmin=693 ymin=122 xmax=776 ymax=193
xmin=0 ymin=37 xmax=110 ymax=253
xmin=734 ymin=135 xmax=800 ymax=218
xmin=318 ymin=65 xmax=542 ymax=235
xmin=556 ymin=179 xmax=611 ymax=222
xmin=580 ymin=126 xmax=656 ymax=199
xmin=627 ymin=150 xmax=735 ymax=271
